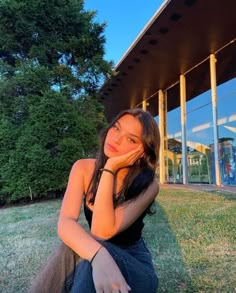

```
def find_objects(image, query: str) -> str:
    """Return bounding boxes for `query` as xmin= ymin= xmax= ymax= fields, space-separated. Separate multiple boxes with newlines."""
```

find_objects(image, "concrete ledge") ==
xmin=160 ymin=183 xmax=236 ymax=194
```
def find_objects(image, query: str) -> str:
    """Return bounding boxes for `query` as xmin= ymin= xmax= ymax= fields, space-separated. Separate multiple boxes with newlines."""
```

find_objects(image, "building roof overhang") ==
xmin=99 ymin=0 xmax=236 ymax=121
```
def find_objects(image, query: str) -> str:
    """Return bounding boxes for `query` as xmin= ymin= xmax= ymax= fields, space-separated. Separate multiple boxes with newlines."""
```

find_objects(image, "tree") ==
xmin=0 ymin=0 xmax=112 ymax=203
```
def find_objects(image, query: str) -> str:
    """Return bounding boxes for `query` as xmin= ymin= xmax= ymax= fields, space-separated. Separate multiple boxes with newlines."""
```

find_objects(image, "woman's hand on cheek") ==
xmin=91 ymin=247 xmax=131 ymax=293
xmin=105 ymin=145 xmax=144 ymax=172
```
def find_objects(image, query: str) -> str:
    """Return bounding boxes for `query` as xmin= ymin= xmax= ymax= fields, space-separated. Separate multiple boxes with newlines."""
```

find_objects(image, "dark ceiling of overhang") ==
xmin=99 ymin=0 xmax=236 ymax=121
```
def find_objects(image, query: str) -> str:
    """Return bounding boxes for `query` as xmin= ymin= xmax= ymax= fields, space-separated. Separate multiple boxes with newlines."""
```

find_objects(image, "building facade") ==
xmin=161 ymin=78 xmax=236 ymax=186
xmin=99 ymin=0 xmax=236 ymax=186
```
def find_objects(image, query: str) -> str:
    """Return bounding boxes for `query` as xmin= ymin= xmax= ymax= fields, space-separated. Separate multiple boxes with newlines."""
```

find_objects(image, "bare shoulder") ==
xmin=73 ymin=158 xmax=96 ymax=190
xmin=73 ymin=158 xmax=96 ymax=170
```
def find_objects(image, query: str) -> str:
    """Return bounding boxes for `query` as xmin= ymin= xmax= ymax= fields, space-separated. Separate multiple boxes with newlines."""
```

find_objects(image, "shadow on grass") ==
xmin=144 ymin=202 xmax=195 ymax=293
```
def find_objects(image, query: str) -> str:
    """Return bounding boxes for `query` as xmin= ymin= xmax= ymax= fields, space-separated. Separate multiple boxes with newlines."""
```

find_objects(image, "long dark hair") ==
xmin=87 ymin=108 xmax=160 ymax=208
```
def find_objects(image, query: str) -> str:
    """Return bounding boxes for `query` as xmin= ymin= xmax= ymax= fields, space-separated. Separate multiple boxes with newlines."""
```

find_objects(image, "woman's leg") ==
xmin=28 ymin=242 xmax=81 ymax=293
xmin=71 ymin=239 xmax=158 ymax=293
xmin=70 ymin=260 xmax=96 ymax=293
xmin=103 ymin=240 xmax=158 ymax=293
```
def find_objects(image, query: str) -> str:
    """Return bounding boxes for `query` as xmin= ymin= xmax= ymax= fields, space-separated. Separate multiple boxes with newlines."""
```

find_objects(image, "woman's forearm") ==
xmin=91 ymin=169 xmax=117 ymax=238
xmin=57 ymin=217 xmax=102 ymax=261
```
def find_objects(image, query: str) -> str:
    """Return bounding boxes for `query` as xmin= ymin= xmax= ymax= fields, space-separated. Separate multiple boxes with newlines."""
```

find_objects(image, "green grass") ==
xmin=0 ymin=188 xmax=236 ymax=292
xmin=145 ymin=188 xmax=236 ymax=292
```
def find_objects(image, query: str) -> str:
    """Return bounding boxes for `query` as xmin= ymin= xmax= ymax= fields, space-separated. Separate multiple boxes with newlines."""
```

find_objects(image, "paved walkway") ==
xmin=160 ymin=183 xmax=236 ymax=194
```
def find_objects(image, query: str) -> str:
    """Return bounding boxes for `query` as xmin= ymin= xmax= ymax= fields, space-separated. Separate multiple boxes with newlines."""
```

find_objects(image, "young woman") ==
xmin=29 ymin=108 xmax=160 ymax=293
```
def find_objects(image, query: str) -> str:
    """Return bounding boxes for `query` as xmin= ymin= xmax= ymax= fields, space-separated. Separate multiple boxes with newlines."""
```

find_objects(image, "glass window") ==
xmin=167 ymin=107 xmax=182 ymax=183
xmin=186 ymin=91 xmax=213 ymax=184
xmin=217 ymin=78 xmax=236 ymax=185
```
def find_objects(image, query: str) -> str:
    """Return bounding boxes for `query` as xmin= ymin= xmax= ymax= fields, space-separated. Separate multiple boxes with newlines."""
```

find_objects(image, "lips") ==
xmin=106 ymin=143 xmax=118 ymax=152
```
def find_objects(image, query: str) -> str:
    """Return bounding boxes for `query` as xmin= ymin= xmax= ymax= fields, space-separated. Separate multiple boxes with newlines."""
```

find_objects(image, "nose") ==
xmin=113 ymin=133 xmax=122 ymax=145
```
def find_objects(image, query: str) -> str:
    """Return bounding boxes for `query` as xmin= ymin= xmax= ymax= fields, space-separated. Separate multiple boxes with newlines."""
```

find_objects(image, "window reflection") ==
xmin=167 ymin=107 xmax=182 ymax=183
xmin=218 ymin=79 xmax=236 ymax=185
xmin=164 ymin=78 xmax=235 ymax=186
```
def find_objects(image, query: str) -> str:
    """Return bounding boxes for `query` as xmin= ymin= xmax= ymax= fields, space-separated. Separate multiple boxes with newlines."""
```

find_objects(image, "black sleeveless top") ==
xmin=83 ymin=200 xmax=147 ymax=246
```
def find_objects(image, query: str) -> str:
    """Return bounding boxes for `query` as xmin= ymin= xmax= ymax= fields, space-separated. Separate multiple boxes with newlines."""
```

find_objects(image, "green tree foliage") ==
xmin=0 ymin=0 xmax=112 ymax=203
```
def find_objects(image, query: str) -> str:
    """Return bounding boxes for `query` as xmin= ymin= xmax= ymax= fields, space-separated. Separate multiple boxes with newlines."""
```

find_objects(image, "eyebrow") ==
xmin=115 ymin=121 xmax=141 ymax=140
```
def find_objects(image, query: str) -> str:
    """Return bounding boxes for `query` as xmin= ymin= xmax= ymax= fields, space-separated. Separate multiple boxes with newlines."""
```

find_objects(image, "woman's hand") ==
xmin=91 ymin=247 xmax=131 ymax=293
xmin=105 ymin=145 xmax=144 ymax=173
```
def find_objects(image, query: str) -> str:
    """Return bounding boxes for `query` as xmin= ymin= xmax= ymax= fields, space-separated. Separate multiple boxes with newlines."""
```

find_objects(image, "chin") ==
xmin=104 ymin=151 xmax=115 ymax=158
xmin=103 ymin=148 xmax=111 ymax=158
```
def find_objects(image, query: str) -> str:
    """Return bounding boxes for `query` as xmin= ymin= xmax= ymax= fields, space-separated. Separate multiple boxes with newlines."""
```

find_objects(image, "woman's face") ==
xmin=104 ymin=114 xmax=143 ymax=158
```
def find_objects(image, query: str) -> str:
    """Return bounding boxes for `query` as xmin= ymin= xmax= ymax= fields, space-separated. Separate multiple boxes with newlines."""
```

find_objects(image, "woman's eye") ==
xmin=128 ymin=137 xmax=136 ymax=143
xmin=113 ymin=125 xmax=119 ymax=131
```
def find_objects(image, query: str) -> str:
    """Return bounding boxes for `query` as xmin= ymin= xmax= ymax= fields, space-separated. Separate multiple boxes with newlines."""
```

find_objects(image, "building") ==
xmin=99 ymin=0 xmax=236 ymax=186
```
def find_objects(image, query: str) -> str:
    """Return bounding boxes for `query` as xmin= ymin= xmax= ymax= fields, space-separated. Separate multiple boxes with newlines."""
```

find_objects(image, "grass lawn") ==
xmin=0 ymin=187 xmax=236 ymax=292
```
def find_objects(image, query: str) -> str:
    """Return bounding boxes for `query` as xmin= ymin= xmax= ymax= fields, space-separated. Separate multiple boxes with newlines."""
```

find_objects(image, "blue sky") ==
xmin=84 ymin=0 xmax=164 ymax=65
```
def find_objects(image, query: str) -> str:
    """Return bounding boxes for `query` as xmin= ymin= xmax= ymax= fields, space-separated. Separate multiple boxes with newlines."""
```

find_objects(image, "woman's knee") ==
xmin=71 ymin=260 xmax=95 ymax=293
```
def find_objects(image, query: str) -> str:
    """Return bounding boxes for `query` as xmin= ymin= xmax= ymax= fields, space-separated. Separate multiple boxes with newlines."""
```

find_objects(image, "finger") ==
xmin=132 ymin=147 xmax=143 ymax=157
xmin=135 ymin=147 xmax=144 ymax=157
xmin=133 ymin=149 xmax=143 ymax=161
xmin=118 ymin=280 xmax=131 ymax=293
xmin=102 ymin=286 xmax=110 ymax=293
xmin=140 ymin=151 xmax=144 ymax=158
xmin=124 ymin=152 xmax=139 ymax=165
xmin=111 ymin=283 xmax=123 ymax=293
xmin=129 ymin=145 xmax=142 ymax=155
xmin=119 ymin=284 xmax=129 ymax=293
xmin=112 ymin=289 xmax=120 ymax=293
xmin=136 ymin=145 xmax=143 ymax=154
xmin=111 ymin=283 xmax=119 ymax=290
xmin=137 ymin=144 xmax=143 ymax=152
